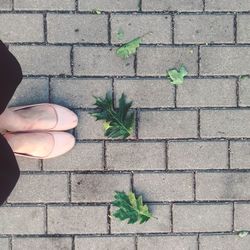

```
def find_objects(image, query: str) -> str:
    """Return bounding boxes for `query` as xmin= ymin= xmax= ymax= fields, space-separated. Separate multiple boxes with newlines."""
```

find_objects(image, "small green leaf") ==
xmin=166 ymin=65 xmax=188 ymax=85
xmin=117 ymin=28 xmax=124 ymax=40
xmin=116 ymin=37 xmax=142 ymax=59
xmin=238 ymin=231 xmax=249 ymax=238
xmin=239 ymin=75 xmax=249 ymax=81
xmin=92 ymin=9 xmax=101 ymax=14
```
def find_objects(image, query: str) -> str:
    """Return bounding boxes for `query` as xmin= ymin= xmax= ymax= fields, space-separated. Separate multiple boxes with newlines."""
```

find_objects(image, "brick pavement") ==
xmin=1 ymin=0 xmax=250 ymax=249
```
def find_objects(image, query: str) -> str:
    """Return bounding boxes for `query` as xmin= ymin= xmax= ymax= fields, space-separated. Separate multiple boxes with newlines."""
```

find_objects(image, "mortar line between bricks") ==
xmin=174 ymin=85 xmax=177 ymax=108
xmin=103 ymin=140 xmax=107 ymax=171
xmin=11 ymin=0 xmax=14 ymax=11
xmin=202 ymin=0 xmax=206 ymax=12
xmin=48 ymin=76 xmax=52 ymax=103
xmin=70 ymin=45 xmax=74 ymax=75
xmin=75 ymin=0 xmax=78 ymax=11
xmin=197 ymin=234 xmax=200 ymax=250
xmin=197 ymin=45 xmax=201 ymax=76
xmin=131 ymin=172 xmax=134 ymax=193
xmin=228 ymin=140 xmax=231 ymax=169
xmin=170 ymin=203 xmax=173 ymax=232
xmin=107 ymin=204 xmax=111 ymax=234
xmin=9 ymin=236 xmax=12 ymax=250
xmin=171 ymin=14 xmax=175 ymax=44
xmin=193 ymin=172 xmax=197 ymax=201
xmin=234 ymin=13 xmax=238 ymax=44
xmin=68 ymin=173 xmax=72 ymax=203
xmin=43 ymin=13 xmax=47 ymax=43
xmin=135 ymin=236 xmax=138 ymax=250
xmin=236 ymin=77 xmax=240 ymax=107
xmin=134 ymin=54 xmax=138 ymax=76
xmin=108 ymin=13 xmax=111 ymax=45
xmin=165 ymin=140 xmax=169 ymax=171
xmin=45 ymin=205 xmax=48 ymax=234
xmin=135 ymin=108 xmax=139 ymax=139
xmin=72 ymin=236 xmax=75 ymax=250
xmin=197 ymin=109 xmax=201 ymax=138
xmin=232 ymin=202 xmax=235 ymax=232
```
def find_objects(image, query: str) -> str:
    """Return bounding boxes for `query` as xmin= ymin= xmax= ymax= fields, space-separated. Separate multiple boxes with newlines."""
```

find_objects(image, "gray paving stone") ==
xmin=0 ymin=238 xmax=9 ymax=250
xmin=196 ymin=172 xmax=250 ymax=200
xmin=75 ymin=237 xmax=135 ymax=250
xmin=200 ymin=47 xmax=250 ymax=76
xmin=47 ymin=14 xmax=108 ymax=44
xmin=12 ymin=237 xmax=72 ymax=250
xmin=137 ymin=236 xmax=198 ymax=250
xmin=137 ymin=47 xmax=198 ymax=76
xmin=133 ymin=173 xmax=194 ymax=201
xmin=238 ymin=15 xmax=250 ymax=43
xmin=78 ymin=0 xmax=138 ymax=11
xmin=200 ymin=110 xmax=250 ymax=138
xmin=0 ymin=0 xmax=11 ymax=10
xmin=9 ymin=78 xmax=49 ymax=106
xmin=114 ymin=79 xmax=175 ymax=108
xmin=71 ymin=174 xmax=131 ymax=202
xmin=0 ymin=207 xmax=45 ymax=234
xmin=142 ymin=0 xmax=203 ymax=11
xmin=205 ymin=0 xmax=250 ymax=11
xmin=139 ymin=111 xmax=198 ymax=139
xmin=14 ymin=0 xmax=75 ymax=10
xmin=177 ymin=78 xmax=236 ymax=107
xmin=239 ymin=77 xmax=250 ymax=106
xmin=0 ymin=14 xmax=43 ymax=43
xmin=15 ymin=157 xmax=41 ymax=171
xmin=8 ymin=174 xmax=68 ymax=203
xmin=43 ymin=143 xmax=103 ymax=171
xmin=111 ymin=14 xmax=171 ymax=44
xmin=173 ymin=204 xmax=232 ymax=232
xmin=234 ymin=203 xmax=250 ymax=230
xmin=175 ymin=14 xmax=234 ymax=44
xmin=50 ymin=78 xmax=111 ymax=108
xmin=74 ymin=47 xmax=134 ymax=76
xmin=200 ymin=235 xmax=250 ymax=250
xmin=106 ymin=142 xmax=166 ymax=170
xmin=168 ymin=141 xmax=228 ymax=170
xmin=9 ymin=45 xmax=71 ymax=75
xmin=111 ymin=205 xmax=171 ymax=233
xmin=47 ymin=206 xmax=107 ymax=234
xmin=230 ymin=141 xmax=250 ymax=169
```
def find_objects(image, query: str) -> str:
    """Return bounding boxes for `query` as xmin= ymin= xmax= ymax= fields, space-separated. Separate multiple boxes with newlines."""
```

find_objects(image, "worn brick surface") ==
xmin=205 ymin=0 xmax=250 ymax=11
xmin=47 ymin=14 xmax=108 ymax=44
xmin=0 ymin=0 xmax=11 ymax=10
xmin=0 ymin=207 xmax=45 ymax=234
xmin=50 ymin=78 xmax=111 ymax=108
xmin=12 ymin=237 xmax=72 ymax=250
xmin=111 ymin=14 xmax=171 ymax=44
xmin=234 ymin=203 xmax=250 ymax=230
xmin=47 ymin=206 xmax=107 ymax=234
xmin=239 ymin=77 xmax=250 ymax=106
xmin=71 ymin=174 xmax=131 ymax=202
xmin=0 ymin=14 xmax=43 ymax=43
xmin=238 ymin=15 xmax=250 ymax=43
xmin=230 ymin=141 xmax=250 ymax=169
xmin=177 ymin=78 xmax=236 ymax=107
xmin=168 ymin=141 xmax=228 ymax=170
xmin=200 ymin=110 xmax=250 ymax=138
xmin=139 ymin=111 xmax=198 ymax=139
xmin=75 ymin=237 xmax=135 ymax=250
xmin=175 ymin=15 xmax=234 ymax=44
xmin=133 ymin=173 xmax=194 ymax=201
xmin=201 ymin=47 xmax=250 ymax=76
xmin=106 ymin=142 xmax=166 ymax=170
xmin=173 ymin=204 xmax=232 ymax=232
xmin=137 ymin=47 xmax=198 ymax=76
xmin=137 ymin=236 xmax=198 ymax=250
xmin=0 ymin=238 xmax=9 ymax=250
xmin=114 ymin=79 xmax=175 ymax=108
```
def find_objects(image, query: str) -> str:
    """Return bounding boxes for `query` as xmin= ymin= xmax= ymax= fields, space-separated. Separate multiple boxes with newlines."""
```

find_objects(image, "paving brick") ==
xmin=43 ymin=143 xmax=103 ymax=171
xmin=200 ymin=110 xmax=250 ymax=138
xmin=106 ymin=142 xmax=166 ymax=170
xmin=71 ymin=174 xmax=131 ymax=202
xmin=234 ymin=203 xmax=250 ymax=230
xmin=168 ymin=141 xmax=228 ymax=170
xmin=47 ymin=206 xmax=107 ymax=234
xmin=9 ymin=46 xmax=71 ymax=75
xmin=134 ymin=173 xmax=193 ymax=201
xmin=0 ymin=14 xmax=43 ymax=43
xmin=0 ymin=238 xmax=9 ymax=250
xmin=142 ymin=0 xmax=203 ymax=11
xmin=0 ymin=207 xmax=45 ymax=234
xmin=239 ymin=77 xmax=250 ymax=107
xmin=111 ymin=14 xmax=171 ymax=44
xmin=8 ymin=174 xmax=68 ymax=203
xmin=205 ymin=0 xmax=250 ymax=11
xmin=50 ymin=78 xmax=111 ymax=108
xmin=15 ymin=157 xmax=41 ymax=171
xmin=0 ymin=0 xmax=11 ymax=10
xmin=200 ymin=235 xmax=250 ymax=250
xmin=196 ymin=172 xmax=250 ymax=200
xmin=114 ymin=79 xmax=175 ymax=108
xmin=74 ymin=47 xmax=134 ymax=76
xmin=231 ymin=141 xmax=250 ymax=169
xmin=175 ymin=15 xmax=234 ymax=44
xmin=14 ymin=0 xmax=75 ymax=10
xmin=75 ymin=237 xmax=135 ymax=250
xmin=47 ymin=14 xmax=108 ymax=44
xmin=139 ymin=111 xmax=198 ymax=139
xmin=78 ymin=0 xmax=138 ymax=11
xmin=111 ymin=205 xmax=171 ymax=233
xmin=9 ymin=78 xmax=49 ymax=106
xmin=177 ymin=78 xmax=236 ymax=107
xmin=200 ymin=47 xmax=250 ymax=76
xmin=12 ymin=237 xmax=72 ymax=250
xmin=237 ymin=15 xmax=250 ymax=43
xmin=137 ymin=47 xmax=198 ymax=76
xmin=138 ymin=236 xmax=198 ymax=250
xmin=173 ymin=204 xmax=232 ymax=232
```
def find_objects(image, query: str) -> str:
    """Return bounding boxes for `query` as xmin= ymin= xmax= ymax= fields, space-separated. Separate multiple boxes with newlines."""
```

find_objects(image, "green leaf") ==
xmin=117 ymin=28 xmax=124 ymax=40
xmin=116 ymin=37 xmax=142 ymax=59
xmin=112 ymin=191 xmax=153 ymax=224
xmin=89 ymin=93 xmax=134 ymax=139
xmin=92 ymin=9 xmax=101 ymax=14
xmin=238 ymin=231 xmax=249 ymax=238
xmin=166 ymin=65 xmax=188 ymax=85
xmin=239 ymin=75 xmax=249 ymax=81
